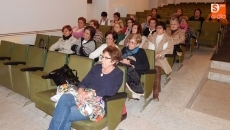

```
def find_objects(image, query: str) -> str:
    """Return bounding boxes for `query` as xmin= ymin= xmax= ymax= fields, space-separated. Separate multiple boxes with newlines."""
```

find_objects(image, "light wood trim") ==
xmin=0 ymin=29 xmax=61 ymax=37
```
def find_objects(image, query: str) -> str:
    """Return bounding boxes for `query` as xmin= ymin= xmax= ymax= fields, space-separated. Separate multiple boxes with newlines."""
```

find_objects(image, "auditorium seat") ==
xmin=34 ymin=34 xmax=49 ymax=49
xmin=28 ymin=51 xmax=68 ymax=102
xmin=0 ymin=40 xmax=13 ymax=61
xmin=11 ymin=46 xmax=47 ymax=99
xmin=0 ymin=43 xmax=29 ymax=90
xmin=47 ymin=35 xmax=61 ymax=49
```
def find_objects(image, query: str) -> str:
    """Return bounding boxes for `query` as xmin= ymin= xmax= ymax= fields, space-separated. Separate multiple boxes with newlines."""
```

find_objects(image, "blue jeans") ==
xmin=48 ymin=94 xmax=88 ymax=130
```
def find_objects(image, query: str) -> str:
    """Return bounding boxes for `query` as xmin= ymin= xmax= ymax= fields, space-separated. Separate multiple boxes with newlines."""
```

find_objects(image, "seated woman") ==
xmin=141 ymin=14 xmax=152 ymax=30
xmin=48 ymin=46 xmax=123 ymax=130
xmin=113 ymin=22 xmax=125 ymax=44
xmin=143 ymin=18 xmax=158 ymax=37
xmin=110 ymin=12 xmax=124 ymax=28
xmin=49 ymin=25 xmax=77 ymax=54
xmin=151 ymin=8 xmax=161 ymax=20
xmin=119 ymin=23 xmax=143 ymax=47
xmin=189 ymin=8 xmax=205 ymax=25
xmin=121 ymin=34 xmax=149 ymax=77
xmin=166 ymin=17 xmax=185 ymax=57
xmin=72 ymin=17 xmax=86 ymax=39
xmin=71 ymin=26 xmax=96 ymax=57
xmin=180 ymin=16 xmax=195 ymax=49
xmin=129 ymin=14 xmax=137 ymax=23
xmin=89 ymin=19 xmax=103 ymax=43
xmin=122 ymin=18 xmax=135 ymax=35
xmin=89 ymin=31 xmax=119 ymax=60
xmin=120 ymin=34 xmax=149 ymax=118
xmin=142 ymin=21 xmax=173 ymax=100
xmin=175 ymin=8 xmax=183 ymax=19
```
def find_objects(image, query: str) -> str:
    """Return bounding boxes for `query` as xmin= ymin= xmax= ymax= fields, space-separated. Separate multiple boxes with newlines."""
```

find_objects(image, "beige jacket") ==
xmin=142 ymin=33 xmax=173 ymax=74
xmin=166 ymin=28 xmax=185 ymax=45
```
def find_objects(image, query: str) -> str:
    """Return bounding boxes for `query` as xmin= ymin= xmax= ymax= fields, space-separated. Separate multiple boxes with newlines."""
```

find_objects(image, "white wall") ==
xmin=92 ymin=0 xmax=108 ymax=21
xmin=107 ymin=0 xmax=149 ymax=19
xmin=149 ymin=0 xmax=158 ymax=9
xmin=0 ymin=0 xmax=87 ymax=34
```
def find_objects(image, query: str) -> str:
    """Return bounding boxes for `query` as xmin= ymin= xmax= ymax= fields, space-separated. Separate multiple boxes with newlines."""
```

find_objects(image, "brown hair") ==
xmin=62 ymin=25 xmax=72 ymax=32
xmin=78 ymin=17 xmax=86 ymax=24
xmin=170 ymin=17 xmax=180 ymax=24
xmin=129 ymin=34 xmax=142 ymax=44
xmin=102 ymin=46 xmax=121 ymax=66
xmin=149 ymin=18 xmax=158 ymax=24
xmin=90 ymin=19 xmax=100 ymax=29
xmin=151 ymin=8 xmax=157 ymax=12
xmin=132 ymin=23 xmax=142 ymax=34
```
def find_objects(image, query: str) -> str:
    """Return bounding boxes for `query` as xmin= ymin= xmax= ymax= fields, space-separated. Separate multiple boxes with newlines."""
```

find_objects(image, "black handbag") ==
xmin=49 ymin=64 xmax=80 ymax=86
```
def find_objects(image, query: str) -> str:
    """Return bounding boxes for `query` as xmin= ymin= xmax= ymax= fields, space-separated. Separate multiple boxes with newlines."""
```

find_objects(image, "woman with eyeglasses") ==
xmin=122 ymin=18 xmax=135 ymax=35
xmin=119 ymin=23 xmax=143 ymax=47
xmin=48 ymin=46 xmax=123 ymax=130
xmin=142 ymin=21 xmax=173 ymax=101
xmin=89 ymin=31 xmax=119 ymax=60
xmin=120 ymin=34 xmax=149 ymax=121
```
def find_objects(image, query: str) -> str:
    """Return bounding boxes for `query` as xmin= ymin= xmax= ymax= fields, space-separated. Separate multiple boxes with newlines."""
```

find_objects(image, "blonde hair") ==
xmin=129 ymin=34 xmax=142 ymax=44
xmin=180 ymin=16 xmax=188 ymax=23
xmin=114 ymin=21 xmax=123 ymax=28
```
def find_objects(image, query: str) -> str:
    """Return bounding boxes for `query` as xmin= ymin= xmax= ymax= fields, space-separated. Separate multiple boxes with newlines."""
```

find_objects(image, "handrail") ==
xmin=0 ymin=29 xmax=61 ymax=37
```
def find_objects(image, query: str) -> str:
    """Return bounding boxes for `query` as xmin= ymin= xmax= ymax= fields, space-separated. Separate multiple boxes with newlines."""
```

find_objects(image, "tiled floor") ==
xmin=191 ymin=80 xmax=230 ymax=120
xmin=0 ymin=47 xmax=230 ymax=130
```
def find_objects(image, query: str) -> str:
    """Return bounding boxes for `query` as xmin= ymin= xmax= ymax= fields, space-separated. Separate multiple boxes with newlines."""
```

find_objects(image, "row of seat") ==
xmin=0 ymin=39 xmax=158 ymax=129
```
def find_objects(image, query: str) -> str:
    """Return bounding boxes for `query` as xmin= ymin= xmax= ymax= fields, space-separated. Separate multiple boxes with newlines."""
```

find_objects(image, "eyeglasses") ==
xmin=100 ymin=55 xmax=112 ymax=60
xmin=128 ymin=40 xmax=137 ymax=45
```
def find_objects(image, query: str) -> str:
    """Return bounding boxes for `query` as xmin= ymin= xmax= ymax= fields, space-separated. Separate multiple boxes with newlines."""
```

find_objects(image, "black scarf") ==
xmin=63 ymin=34 xmax=72 ymax=40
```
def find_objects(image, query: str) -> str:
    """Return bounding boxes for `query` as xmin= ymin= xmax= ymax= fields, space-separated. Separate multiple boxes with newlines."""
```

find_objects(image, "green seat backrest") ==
xmin=98 ymin=25 xmax=112 ymax=38
xmin=117 ymin=45 xmax=124 ymax=50
xmin=0 ymin=40 xmax=13 ymax=57
xmin=26 ymin=46 xmax=47 ymax=67
xmin=144 ymin=49 xmax=155 ymax=69
xmin=68 ymin=55 xmax=94 ymax=81
xmin=34 ymin=34 xmax=49 ymax=48
xmin=188 ymin=21 xmax=201 ymax=33
xmin=11 ymin=43 xmax=29 ymax=62
xmin=43 ymin=51 xmax=68 ymax=73
xmin=117 ymin=66 xmax=127 ymax=93
xmin=120 ymin=17 xmax=126 ymax=26
xmin=139 ymin=18 xmax=146 ymax=24
xmin=200 ymin=22 xmax=221 ymax=37
xmin=96 ymin=42 xmax=102 ymax=48
xmin=48 ymin=36 xmax=61 ymax=49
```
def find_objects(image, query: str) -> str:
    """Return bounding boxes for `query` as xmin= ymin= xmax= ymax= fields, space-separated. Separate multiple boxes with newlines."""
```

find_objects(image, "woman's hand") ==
xmin=155 ymin=54 xmax=163 ymax=59
xmin=77 ymin=88 xmax=87 ymax=102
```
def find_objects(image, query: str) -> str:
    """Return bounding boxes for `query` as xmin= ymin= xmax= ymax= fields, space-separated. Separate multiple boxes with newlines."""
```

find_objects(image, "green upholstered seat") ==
xmin=29 ymin=51 xmax=68 ymax=102
xmin=197 ymin=21 xmax=221 ymax=53
xmin=0 ymin=43 xmax=29 ymax=90
xmin=47 ymin=35 xmax=61 ymax=50
xmin=0 ymin=40 xmax=13 ymax=60
xmin=11 ymin=47 xmax=47 ymax=98
xmin=98 ymin=25 xmax=112 ymax=38
xmin=34 ymin=34 xmax=49 ymax=49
